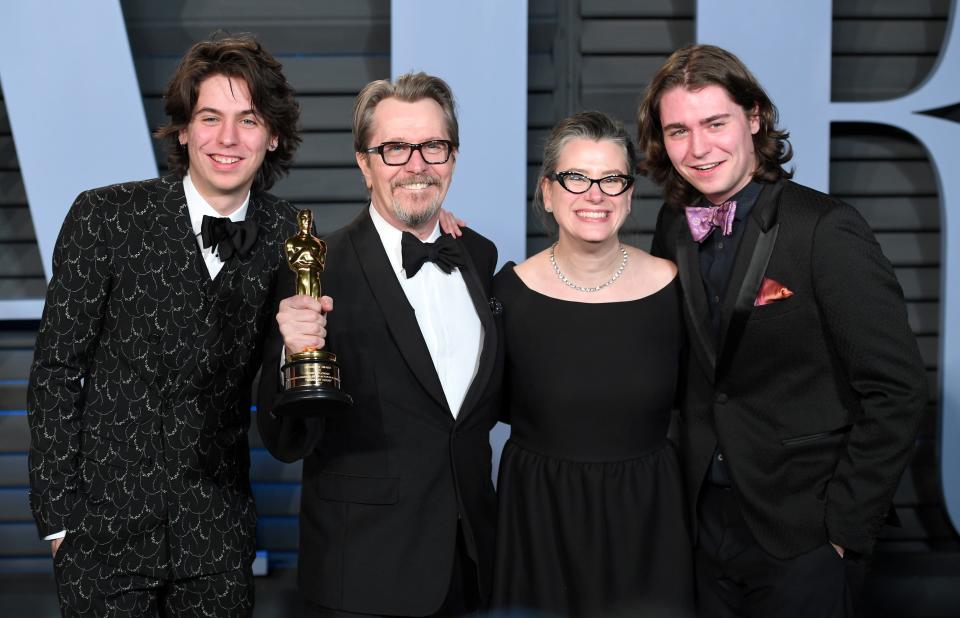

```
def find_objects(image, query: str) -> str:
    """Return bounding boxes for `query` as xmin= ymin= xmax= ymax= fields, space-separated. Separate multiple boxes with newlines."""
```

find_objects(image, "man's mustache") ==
xmin=392 ymin=174 xmax=439 ymax=189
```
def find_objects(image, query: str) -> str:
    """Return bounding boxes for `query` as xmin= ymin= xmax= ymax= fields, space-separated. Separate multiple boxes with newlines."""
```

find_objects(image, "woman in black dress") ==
xmin=491 ymin=111 xmax=693 ymax=617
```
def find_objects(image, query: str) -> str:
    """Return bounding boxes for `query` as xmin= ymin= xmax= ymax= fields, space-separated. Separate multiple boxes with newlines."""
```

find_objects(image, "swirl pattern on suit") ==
xmin=28 ymin=174 xmax=298 ymax=578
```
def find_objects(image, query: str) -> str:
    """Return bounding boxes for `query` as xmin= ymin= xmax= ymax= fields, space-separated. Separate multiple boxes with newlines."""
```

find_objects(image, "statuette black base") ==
xmin=274 ymin=385 xmax=353 ymax=418
xmin=275 ymin=350 xmax=353 ymax=418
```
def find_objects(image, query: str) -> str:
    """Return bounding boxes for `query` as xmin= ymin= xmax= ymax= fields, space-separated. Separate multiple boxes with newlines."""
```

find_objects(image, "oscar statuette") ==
xmin=274 ymin=209 xmax=353 ymax=417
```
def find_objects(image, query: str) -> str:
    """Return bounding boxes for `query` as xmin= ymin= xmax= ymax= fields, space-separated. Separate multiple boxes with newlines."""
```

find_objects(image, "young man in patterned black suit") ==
xmin=639 ymin=44 xmax=928 ymax=617
xmin=27 ymin=34 xmax=301 ymax=617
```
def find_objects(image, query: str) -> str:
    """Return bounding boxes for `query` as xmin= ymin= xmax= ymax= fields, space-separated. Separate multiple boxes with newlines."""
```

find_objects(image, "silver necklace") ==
xmin=549 ymin=242 xmax=628 ymax=293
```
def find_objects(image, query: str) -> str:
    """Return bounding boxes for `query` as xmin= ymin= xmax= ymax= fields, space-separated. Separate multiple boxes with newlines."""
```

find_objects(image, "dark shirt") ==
xmin=696 ymin=180 xmax=763 ymax=486
xmin=699 ymin=181 xmax=763 ymax=342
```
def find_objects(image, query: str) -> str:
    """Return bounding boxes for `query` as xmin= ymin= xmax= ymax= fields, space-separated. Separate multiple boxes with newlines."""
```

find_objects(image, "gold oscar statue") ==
xmin=274 ymin=209 xmax=353 ymax=418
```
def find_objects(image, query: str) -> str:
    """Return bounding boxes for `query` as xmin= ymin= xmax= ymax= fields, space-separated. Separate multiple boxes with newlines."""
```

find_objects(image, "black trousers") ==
xmin=304 ymin=522 xmax=481 ymax=618
xmin=53 ymin=536 xmax=254 ymax=618
xmin=695 ymin=485 xmax=866 ymax=618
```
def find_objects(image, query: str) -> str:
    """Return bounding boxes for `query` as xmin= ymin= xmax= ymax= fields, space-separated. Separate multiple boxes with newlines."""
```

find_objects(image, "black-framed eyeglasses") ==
xmin=548 ymin=171 xmax=635 ymax=196
xmin=364 ymin=140 xmax=454 ymax=166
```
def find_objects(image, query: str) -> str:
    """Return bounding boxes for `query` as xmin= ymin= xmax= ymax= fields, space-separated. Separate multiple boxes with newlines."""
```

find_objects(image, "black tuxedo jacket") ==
xmin=257 ymin=209 xmax=503 ymax=616
xmin=651 ymin=179 xmax=927 ymax=559
xmin=28 ymin=175 xmax=298 ymax=578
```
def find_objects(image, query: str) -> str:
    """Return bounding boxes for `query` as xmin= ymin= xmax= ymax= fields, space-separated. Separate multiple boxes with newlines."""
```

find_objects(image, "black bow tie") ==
xmin=401 ymin=232 xmax=465 ymax=278
xmin=200 ymin=215 xmax=258 ymax=261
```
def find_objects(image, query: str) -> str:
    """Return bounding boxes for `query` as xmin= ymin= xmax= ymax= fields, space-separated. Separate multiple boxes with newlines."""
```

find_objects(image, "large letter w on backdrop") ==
xmin=0 ymin=2 xmax=157 ymax=320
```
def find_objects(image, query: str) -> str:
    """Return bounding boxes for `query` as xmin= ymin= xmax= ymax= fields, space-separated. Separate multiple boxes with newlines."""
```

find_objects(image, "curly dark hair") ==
xmin=637 ymin=44 xmax=792 ymax=206
xmin=154 ymin=33 xmax=301 ymax=192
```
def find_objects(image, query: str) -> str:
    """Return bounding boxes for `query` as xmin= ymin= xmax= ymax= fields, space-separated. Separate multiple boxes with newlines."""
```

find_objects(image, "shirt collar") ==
xmin=702 ymin=180 xmax=763 ymax=223
xmin=183 ymin=172 xmax=250 ymax=237
xmin=368 ymin=203 xmax=441 ymax=275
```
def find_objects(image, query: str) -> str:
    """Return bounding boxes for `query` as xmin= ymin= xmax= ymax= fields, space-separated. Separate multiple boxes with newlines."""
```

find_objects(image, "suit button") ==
xmin=716 ymin=393 xmax=728 ymax=404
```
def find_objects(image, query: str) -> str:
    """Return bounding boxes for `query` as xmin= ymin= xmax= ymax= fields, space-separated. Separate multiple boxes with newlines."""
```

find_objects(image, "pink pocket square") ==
xmin=754 ymin=277 xmax=794 ymax=307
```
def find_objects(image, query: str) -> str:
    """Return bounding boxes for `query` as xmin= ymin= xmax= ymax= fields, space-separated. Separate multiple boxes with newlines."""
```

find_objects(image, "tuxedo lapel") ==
xmin=159 ymin=177 xmax=210 ymax=286
xmin=451 ymin=239 xmax=496 ymax=424
xmin=675 ymin=219 xmax=717 ymax=376
xmin=139 ymin=178 xmax=203 ymax=394
xmin=162 ymin=178 xmax=220 ymax=393
xmin=716 ymin=181 xmax=783 ymax=376
xmin=347 ymin=212 xmax=450 ymax=413
xmin=151 ymin=176 xmax=188 ymax=244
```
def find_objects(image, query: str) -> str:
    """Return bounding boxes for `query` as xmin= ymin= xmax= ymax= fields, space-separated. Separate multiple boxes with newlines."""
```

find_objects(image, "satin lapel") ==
xmin=716 ymin=182 xmax=783 ymax=377
xmin=675 ymin=219 xmax=717 ymax=376
xmin=347 ymin=212 xmax=450 ymax=412
xmin=451 ymin=239 xmax=496 ymax=424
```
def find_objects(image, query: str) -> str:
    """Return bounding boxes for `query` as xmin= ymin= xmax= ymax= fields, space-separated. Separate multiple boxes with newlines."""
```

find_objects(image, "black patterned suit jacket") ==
xmin=257 ymin=209 xmax=503 ymax=616
xmin=652 ymin=179 xmax=928 ymax=559
xmin=28 ymin=174 xmax=298 ymax=578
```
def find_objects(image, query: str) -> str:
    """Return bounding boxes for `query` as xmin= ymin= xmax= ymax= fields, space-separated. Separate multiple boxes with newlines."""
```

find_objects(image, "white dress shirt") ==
xmin=369 ymin=205 xmax=483 ymax=418
xmin=44 ymin=174 xmax=252 ymax=542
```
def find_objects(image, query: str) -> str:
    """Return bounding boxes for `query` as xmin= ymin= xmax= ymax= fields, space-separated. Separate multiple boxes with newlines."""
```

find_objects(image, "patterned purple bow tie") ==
xmin=684 ymin=200 xmax=737 ymax=243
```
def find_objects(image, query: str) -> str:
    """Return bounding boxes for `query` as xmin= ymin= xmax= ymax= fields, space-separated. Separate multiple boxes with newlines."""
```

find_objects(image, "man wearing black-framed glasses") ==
xmin=258 ymin=72 xmax=502 ymax=617
xmin=364 ymin=139 xmax=455 ymax=166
